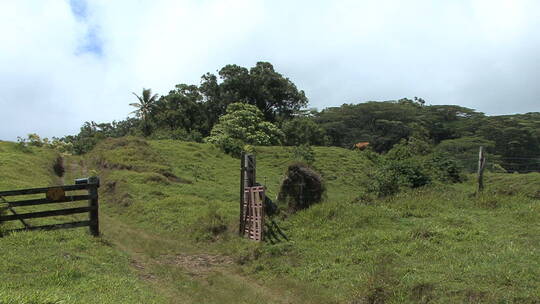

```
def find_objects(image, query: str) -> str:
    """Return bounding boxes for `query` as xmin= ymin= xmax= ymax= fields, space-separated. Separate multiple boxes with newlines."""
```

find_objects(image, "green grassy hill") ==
xmin=0 ymin=141 xmax=163 ymax=303
xmin=1 ymin=138 xmax=539 ymax=303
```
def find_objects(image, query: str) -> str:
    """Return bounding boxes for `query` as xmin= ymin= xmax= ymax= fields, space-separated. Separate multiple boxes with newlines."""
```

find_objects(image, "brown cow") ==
xmin=353 ymin=142 xmax=370 ymax=150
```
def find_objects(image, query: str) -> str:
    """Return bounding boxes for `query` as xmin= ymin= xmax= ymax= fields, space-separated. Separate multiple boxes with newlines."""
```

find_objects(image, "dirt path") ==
xmin=101 ymin=214 xmax=295 ymax=304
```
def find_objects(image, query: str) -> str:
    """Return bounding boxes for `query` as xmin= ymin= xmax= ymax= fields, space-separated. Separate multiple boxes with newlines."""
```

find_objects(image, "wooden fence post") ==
xmin=239 ymin=152 xmax=246 ymax=235
xmin=477 ymin=146 xmax=486 ymax=193
xmin=239 ymin=153 xmax=256 ymax=236
xmin=88 ymin=176 xmax=100 ymax=236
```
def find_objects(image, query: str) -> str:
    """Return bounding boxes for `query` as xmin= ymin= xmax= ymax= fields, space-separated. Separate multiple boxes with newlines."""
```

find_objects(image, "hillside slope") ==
xmin=0 ymin=141 xmax=163 ymax=303
xmin=1 ymin=138 xmax=539 ymax=303
xmin=87 ymin=138 xmax=540 ymax=303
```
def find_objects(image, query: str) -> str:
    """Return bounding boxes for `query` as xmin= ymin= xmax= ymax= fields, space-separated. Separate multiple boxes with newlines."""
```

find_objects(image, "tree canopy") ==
xmin=57 ymin=61 xmax=539 ymax=173
xmin=205 ymin=102 xmax=284 ymax=147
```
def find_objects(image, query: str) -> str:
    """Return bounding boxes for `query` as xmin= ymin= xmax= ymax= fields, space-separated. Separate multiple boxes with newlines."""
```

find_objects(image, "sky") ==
xmin=1 ymin=0 xmax=539 ymax=141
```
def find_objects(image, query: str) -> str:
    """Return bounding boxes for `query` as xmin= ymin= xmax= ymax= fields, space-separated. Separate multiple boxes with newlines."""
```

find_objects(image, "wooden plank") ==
xmin=0 ymin=206 xmax=94 ymax=222
xmin=0 ymin=196 xmax=30 ymax=228
xmin=88 ymin=177 xmax=100 ymax=236
xmin=0 ymin=184 xmax=89 ymax=197
xmin=239 ymin=152 xmax=246 ymax=235
xmin=243 ymin=186 xmax=265 ymax=241
xmin=5 ymin=220 xmax=93 ymax=233
xmin=7 ymin=195 xmax=91 ymax=207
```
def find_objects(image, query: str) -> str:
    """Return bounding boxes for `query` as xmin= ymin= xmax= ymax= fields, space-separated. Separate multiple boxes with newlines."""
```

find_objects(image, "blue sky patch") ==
xmin=69 ymin=0 xmax=87 ymax=20
xmin=69 ymin=0 xmax=103 ymax=57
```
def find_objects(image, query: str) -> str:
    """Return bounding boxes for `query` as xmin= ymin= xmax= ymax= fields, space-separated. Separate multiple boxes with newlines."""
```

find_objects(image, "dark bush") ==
xmin=278 ymin=163 xmax=325 ymax=212
xmin=427 ymin=153 xmax=464 ymax=183
xmin=52 ymin=155 xmax=65 ymax=178
xmin=215 ymin=137 xmax=244 ymax=158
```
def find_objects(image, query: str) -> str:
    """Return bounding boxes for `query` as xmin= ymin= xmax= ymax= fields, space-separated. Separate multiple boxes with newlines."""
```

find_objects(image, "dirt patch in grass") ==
xmin=158 ymin=169 xmax=193 ymax=184
xmin=102 ymin=180 xmax=133 ymax=207
xmin=160 ymin=254 xmax=234 ymax=275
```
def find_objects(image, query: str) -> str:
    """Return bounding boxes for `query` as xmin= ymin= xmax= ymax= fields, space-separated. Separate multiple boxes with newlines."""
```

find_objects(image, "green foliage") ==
xmin=315 ymin=100 xmax=539 ymax=172
xmin=214 ymin=136 xmax=244 ymax=158
xmin=385 ymin=136 xmax=432 ymax=161
xmin=62 ymin=119 xmax=140 ymax=155
xmin=315 ymin=100 xmax=425 ymax=152
xmin=291 ymin=144 xmax=316 ymax=165
xmin=130 ymin=88 xmax=159 ymax=136
xmin=139 ymin=62 xmax=308 ymax=140
xmin=281 ymin=117 xmax=328 ymax=146
xmin=150 ymin=84 xmax=208 ymax=136
xmin=26 ymin=133 xmax=45 ymax=146
xmin=204 ymin=103 xmax=284 ymax=155
xmin=368 ymin=158 xmax=431 ymax=197
xmin=436 ymin=136 xmax=497 ymax=172
xmin=16 ymin=134 xmax=74 ymax=154
xmin=427 ymin=152 xmax=465 ymax=183
xmin=200 ymin=62 xmax=308 ymax=123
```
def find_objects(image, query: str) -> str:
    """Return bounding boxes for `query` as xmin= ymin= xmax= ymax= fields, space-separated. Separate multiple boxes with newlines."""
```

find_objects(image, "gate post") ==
xmin=239 ymin=152 xmax=246 ymax=235
xmin=88 ymin=176 xmax=100 ymax=236
xmin=239 ymin=153 xmax=256 ymax=235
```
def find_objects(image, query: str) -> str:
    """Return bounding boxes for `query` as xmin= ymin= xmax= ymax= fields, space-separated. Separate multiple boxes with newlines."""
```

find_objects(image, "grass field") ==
xmin=1 ymin=138 xmax=539 ymax=303
xmin=0 ymin=141 xmax=163 ymax=303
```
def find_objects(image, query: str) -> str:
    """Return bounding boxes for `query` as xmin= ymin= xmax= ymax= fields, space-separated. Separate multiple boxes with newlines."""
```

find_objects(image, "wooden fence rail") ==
xmin=0 ymin=177 xmax=100 ymax=236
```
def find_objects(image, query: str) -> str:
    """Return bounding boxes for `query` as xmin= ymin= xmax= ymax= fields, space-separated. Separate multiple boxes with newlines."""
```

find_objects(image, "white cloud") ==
xmin=1 ymin=0 xmax=539 ymax=140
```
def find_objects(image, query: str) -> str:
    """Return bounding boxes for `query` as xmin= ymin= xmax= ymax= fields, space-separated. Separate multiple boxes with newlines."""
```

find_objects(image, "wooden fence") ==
xmin=0 ymin=177 xmax=100 ymax=236
xmin=242 ymin=186 xmax=265 ymax=241
xmin=239 ymin=152 xmax=256 ymax=235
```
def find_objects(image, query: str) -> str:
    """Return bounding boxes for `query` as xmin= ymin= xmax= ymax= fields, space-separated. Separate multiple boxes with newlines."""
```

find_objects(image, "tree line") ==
xmin=50 ymin=61 xmax=539 ymax=173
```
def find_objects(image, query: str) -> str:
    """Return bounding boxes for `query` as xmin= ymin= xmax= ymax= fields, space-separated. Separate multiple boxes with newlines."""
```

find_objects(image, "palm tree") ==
xmin=130 ymin=88 xmax=159 ymax=136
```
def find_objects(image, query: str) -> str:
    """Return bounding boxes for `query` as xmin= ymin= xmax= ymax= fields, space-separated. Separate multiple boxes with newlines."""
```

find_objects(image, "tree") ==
xmin=315 ymin=101 xmax=422 ymax=152
xmin=199 ymin=62 xmax=308 ymax=123
xmin=204 ymin=103 xmax=284 ymax=149
xmin=151 ymin=84 xmax=207 ymax=135
xmin=130 ymin=88 xmax=159 ymax=136
xmin=281 ymin=117 xmax=328 ymax=146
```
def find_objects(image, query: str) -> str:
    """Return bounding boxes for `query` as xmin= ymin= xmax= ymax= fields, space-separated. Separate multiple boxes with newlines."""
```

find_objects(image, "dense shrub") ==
xmin=215 ymin=137 xmax=244 ymax=158
xmin=427 ymin=153 xmax=464 ymax=183
xmin=368 ymin=158 xmax=431 ymax=197
xmin=281 ymin=117 xmax=329 ymax=146
xmin=205 ymin=103 xmax=284 ymax=145
xmin=52 ymin=155 xmax=65 ymax=178
xmin=16 ymin=134 xmax=74 ymax=154
xmin=386 ymin=136 xmax=432 ymax=161
xmin=291 ymin=144 xmax=316 ymax=164
xmin=278 ymin=163 xmax=325 ymax=212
